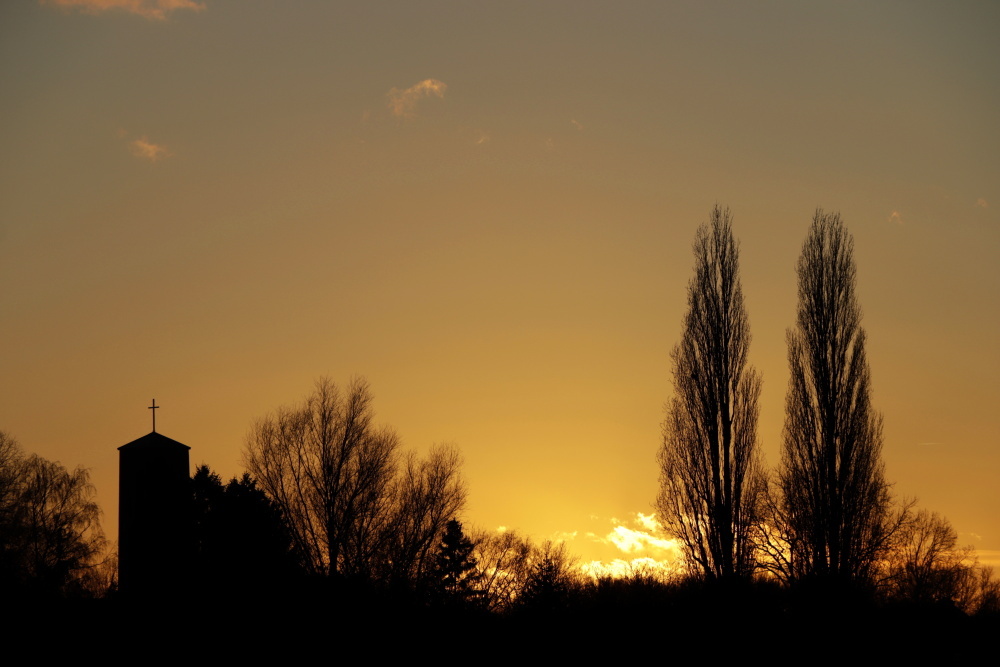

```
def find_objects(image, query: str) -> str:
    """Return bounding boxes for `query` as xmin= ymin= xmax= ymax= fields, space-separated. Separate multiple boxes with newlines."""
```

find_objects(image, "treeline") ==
xmin=4 ymin=377 xmax=995 ymax=627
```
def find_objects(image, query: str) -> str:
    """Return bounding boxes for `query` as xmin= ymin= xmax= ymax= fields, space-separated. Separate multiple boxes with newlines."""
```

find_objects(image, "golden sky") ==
xmin=1 ymin=0 xmax=997 ymax=569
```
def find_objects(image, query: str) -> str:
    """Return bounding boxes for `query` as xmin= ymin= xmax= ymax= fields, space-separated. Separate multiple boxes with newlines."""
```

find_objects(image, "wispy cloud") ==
xmin=888 ymin=210 xmax=903 ymax=225
xmin=976 ymin=549 xmax=1000 ymax=569
xmin=607 ymin=524 xmax=676 ymax=553
xmin=551 ymin=530 xmax=578 ymax=543
xmin=43 ymin=0 xmax=205 ymax=20
xmin=977 ymin=198 xmax=988 ymax=209
xmin=570 ymin=118 xmax=584 ymax=131
xmin=474 ymin=130 xmax=491 ymax=146
xmin=129 ymin=136 xmax=171 ymax=161
xmin=387 ymin=79 xmax=447 ymax=118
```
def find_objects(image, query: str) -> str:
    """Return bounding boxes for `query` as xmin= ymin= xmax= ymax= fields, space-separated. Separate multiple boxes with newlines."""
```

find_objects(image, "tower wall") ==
xmin=118 ymin=433 xmax=192 ymax=598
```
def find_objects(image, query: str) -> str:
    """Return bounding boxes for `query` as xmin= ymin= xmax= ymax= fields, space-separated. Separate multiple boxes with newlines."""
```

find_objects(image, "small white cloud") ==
xmin=635 ymin=512 xmax=661 ymax=532
xmin=977 ymin=198 xmax=988 ymax=209
xmin=888 ymin=210 xmax=903 ymax=225
xmin=387 ymin=79 xmax=447 ymax=118
xmin=570 ymin=118 xmax=584 ymax=131
xmin=474 ymin=130 xmax=490 ymax=145
xmin=544 ymin=137 xmax=555 ymax=151
xmin=43 ymin=0 xmax=206 ymax=20
xmin=129 ymin=136 xmax=171 ymax=161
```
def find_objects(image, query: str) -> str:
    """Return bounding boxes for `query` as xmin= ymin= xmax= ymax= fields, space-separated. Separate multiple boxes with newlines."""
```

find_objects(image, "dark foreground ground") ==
xmin=13 ymin=582 xmax=998 ymax=661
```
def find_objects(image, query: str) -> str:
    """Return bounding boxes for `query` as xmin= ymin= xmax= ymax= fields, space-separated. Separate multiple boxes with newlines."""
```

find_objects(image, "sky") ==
xmin=1 ymin=0 xmax=998 ymax=572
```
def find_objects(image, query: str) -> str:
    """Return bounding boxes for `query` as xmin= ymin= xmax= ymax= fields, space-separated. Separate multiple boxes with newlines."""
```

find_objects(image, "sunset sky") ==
xmin=2 ymin=0 xmax=997 ymax=571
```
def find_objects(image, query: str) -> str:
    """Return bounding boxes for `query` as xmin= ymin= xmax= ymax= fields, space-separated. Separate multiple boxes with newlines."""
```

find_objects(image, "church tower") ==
xmin=118 ymin=400 xmax=192 ymax=598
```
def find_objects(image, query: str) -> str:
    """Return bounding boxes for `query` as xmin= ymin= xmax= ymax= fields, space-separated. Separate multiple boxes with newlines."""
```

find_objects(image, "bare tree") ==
xmin=0 ymin=431 xmax=106 ymax=597
xmin=244 ymin=377 xmax=399 ymax=578
xmin=885 ymin=509 xmax=999 ymax=613
xmin=244 ymin=378 xmax=467 ymax=588
xmin=0 ymin=431 xmax=24 ymax=540
xmin=656 ymin=206 xmax=763 ymax=580
xmin=471 ymin=528 xmax=530 ymax=612
xmin=472 ymin=528 xmax=535 ymax=613
xmin=778 ymin=210 xmax=894 ymax=584
xmin=517 ymin=540 xmax=579 ymax=613
xmin=375 ymin=444 xmax=466 ymax=587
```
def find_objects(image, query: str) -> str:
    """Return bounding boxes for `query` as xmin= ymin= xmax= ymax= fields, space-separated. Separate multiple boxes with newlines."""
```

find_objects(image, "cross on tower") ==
xmin=148 ymin=399 xmax=159 ymax=432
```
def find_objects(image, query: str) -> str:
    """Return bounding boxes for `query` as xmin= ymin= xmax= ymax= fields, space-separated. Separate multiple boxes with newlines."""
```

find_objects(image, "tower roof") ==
xmin=118 ymin=431 xmax=191 ymax=452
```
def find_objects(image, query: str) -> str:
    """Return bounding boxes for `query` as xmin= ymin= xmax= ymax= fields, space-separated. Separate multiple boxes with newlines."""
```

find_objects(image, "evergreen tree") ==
xmin=431 ymin=519 xmax=482 ymax=607
xmin=191 ymin=465 xmax=300 ymax=597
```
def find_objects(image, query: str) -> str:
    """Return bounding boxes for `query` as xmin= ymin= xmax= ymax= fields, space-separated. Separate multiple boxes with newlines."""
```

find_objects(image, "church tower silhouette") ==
xmin=118 ymin=400 xmax=192 ymax=598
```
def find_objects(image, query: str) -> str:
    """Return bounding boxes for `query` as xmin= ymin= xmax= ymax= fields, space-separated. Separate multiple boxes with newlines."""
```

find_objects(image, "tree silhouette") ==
xmin=777 ymin=210 xmax=894 ymax=585
xmin=885 ymin=509 xmax=999 ymax=613
xmin=656 ymin=206 xmax=763 ymax=580
xmin=244 ymin=377 xmax=399 ymax=579
xmin=376 ymin=446 xmax=466 ymax=590
xmin=191 ymin=465 xmax=299 ymax=596
xmin=472 ymin=528 xmax=534 ymax=613
xmin=517 ymin=541 xmax=576 ymax=614
xmin=243 ymin=377 xmax=466 ymax=588
xmin=0 ymin=431 xmax=106 ymax=598
xmin=430 ymin=519 xmax=482 ymax=607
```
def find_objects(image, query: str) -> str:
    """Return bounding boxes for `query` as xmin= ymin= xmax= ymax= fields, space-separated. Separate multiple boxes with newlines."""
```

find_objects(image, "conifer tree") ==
xmin=431 ymin=519 xmax=482 ymax=607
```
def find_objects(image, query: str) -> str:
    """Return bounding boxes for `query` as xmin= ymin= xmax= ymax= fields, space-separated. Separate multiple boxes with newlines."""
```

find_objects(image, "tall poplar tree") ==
xmin=779 ymin=210 xmax=893 ymax=584
xmin=657 ymin=206 xmax=762 ymax=580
